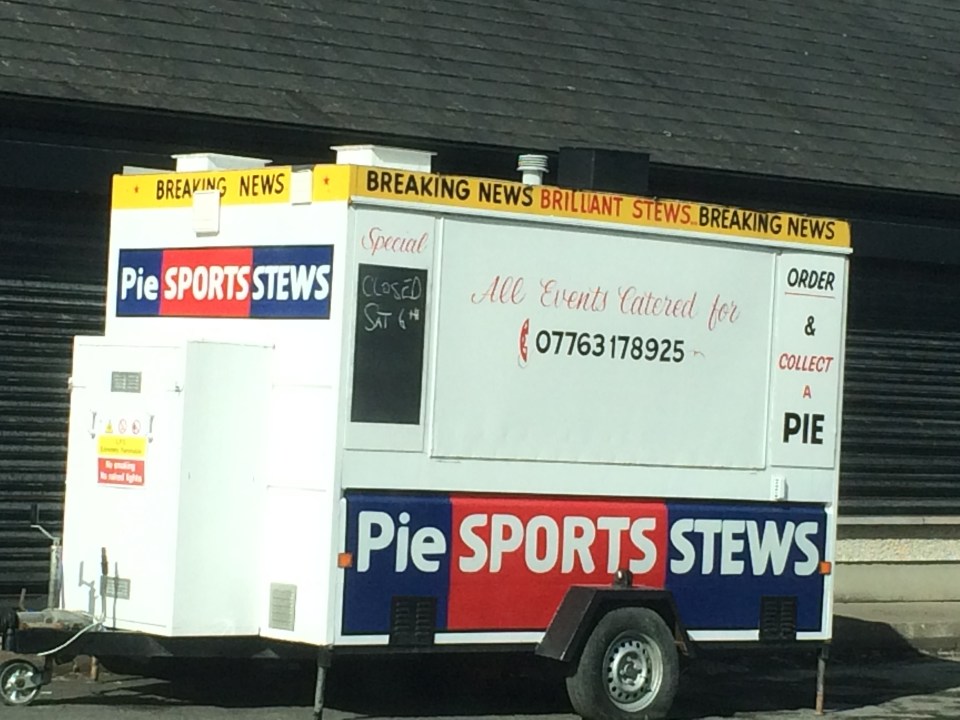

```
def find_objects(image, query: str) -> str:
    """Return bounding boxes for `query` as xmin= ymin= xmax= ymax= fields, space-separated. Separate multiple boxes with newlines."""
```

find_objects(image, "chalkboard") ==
xmin=351 ymin=264 xmax=428 ymax=424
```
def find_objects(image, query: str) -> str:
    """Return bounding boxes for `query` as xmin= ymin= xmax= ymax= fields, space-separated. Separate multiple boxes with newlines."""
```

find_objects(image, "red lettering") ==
xmin=708 ymin=294 xmax=740 ymax=331
xmin=500 ymin=276 xmax=525 ymax=304
xmin=776 ymin=353 xmax=836 ymax=373
xmin=472 ymin=275 xmax=526 ymax=305
xmin=540 ymin=280 xmax=608 ymax=312
xmin=362 ymin=227 xmax=429 ymax=257
xmin=540 ymin=279 xmax=556 ymax=308
xmin=631 ymin=200 xmax=692 ymax=223
xmin=635 ymin=199 xmax=653 ymax=219
xmin=618 ymin=287 xmax=698 ymax=319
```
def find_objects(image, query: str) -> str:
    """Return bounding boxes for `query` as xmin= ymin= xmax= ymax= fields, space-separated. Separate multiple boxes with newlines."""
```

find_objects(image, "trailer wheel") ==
xmin=566 ymin=607 xmax=678 ymax=720
xmin=0 ymin=659 xmax=42 ymax=706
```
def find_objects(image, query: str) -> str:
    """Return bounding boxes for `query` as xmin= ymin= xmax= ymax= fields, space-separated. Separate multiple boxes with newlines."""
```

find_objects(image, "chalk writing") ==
xmin=351 ymin=265 xmax=428 ymax=424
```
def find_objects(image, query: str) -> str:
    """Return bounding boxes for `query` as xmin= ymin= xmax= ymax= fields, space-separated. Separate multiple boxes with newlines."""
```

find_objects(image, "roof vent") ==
xmin=172 ymin=153 xmax=271 ymax=172
xmin=517 ymin=154 xmax=549 ymax=185
xmin=332 ymin=145 xmax=435 ymax=172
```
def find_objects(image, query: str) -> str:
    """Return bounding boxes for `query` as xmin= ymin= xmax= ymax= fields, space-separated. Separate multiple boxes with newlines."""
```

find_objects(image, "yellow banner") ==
xmin=344 ymin=166 xmax=850 ymax=248
xmin=97 ymin=435 xmax=146 ymax=458
xmin=311 ymin=164 xmax=353 ymax=203
xmin=113 ymin=167 xmax=292 ymax=209
xmin=110 ymin=162 xmax=850 ymax=248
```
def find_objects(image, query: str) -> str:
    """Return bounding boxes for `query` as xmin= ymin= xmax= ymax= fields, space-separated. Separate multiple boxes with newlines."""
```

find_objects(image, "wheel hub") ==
xmin=604 ymin=633 xmax=663 ymax=711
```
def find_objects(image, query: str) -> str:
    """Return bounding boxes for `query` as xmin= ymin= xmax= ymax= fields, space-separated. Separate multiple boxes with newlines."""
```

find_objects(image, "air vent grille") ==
xmin=269 ymin=583 xmax=297 ymax=631
xmin=389 ymin=596 xmax=436 ymax=646
xmin=759 ymin=595 xmax=797 ymax=641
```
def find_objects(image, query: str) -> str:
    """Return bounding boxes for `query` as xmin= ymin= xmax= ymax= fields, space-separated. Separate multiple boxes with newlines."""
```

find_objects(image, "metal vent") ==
xmin=759 ymin=596 xmax=797 ymax=641
xmin=110 ymin=371 xmax=142 ymax=394
xmin=101 ymin=576 xmax=131 ymax=600
xmin=389 ymin=596 xmax=436 ymax=646
xmin=268 ymin=583 xmax=297 ymax=631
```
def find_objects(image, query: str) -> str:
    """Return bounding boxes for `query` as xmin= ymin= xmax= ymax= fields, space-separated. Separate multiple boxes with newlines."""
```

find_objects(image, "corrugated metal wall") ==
xmin=841 ymin=257 xmax=960 ymax=515
xmin=0 ymin=189 xmax=105 ymax=604
xmin=0 ymin=280 xmax=103 ymax=600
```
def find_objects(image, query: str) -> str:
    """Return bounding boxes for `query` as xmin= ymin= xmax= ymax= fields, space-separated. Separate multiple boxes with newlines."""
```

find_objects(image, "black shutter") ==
xmin=0 ymin=189 xmax=105 ymax=603
xmin=841 ymin=258 xmax=960 ymax=515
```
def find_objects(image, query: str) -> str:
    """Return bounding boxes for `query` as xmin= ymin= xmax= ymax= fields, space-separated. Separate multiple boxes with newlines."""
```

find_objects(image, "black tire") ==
xmin=0 ymin=659 xmax=42 ymax=706
xmin=566 ymin=607 xmax=679 ymax=720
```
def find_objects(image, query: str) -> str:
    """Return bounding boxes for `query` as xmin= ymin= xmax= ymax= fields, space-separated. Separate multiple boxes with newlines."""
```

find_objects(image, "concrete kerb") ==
xmin=833 ymin=602 xmax=960 ymax=657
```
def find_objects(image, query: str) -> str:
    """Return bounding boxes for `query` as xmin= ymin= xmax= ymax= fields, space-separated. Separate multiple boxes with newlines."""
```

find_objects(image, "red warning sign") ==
xmin=118 ymin=419 xmax=128 ymax=434
xmin=98 ymin=457 xmax=145 ymax=487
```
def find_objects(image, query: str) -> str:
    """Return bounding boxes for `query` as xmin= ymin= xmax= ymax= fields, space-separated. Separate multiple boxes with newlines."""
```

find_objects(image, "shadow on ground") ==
xmin=30 ymin=616 xmax=960 ymax=717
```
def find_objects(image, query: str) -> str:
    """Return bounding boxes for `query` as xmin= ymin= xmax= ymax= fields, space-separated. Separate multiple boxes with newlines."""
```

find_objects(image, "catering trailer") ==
xmin=1 ymin=146 xmax=851 ymax=719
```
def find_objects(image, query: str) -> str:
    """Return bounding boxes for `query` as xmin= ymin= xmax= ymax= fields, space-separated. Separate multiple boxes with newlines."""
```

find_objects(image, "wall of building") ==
xmin=836 ymin=522 xmax=960 ymax=601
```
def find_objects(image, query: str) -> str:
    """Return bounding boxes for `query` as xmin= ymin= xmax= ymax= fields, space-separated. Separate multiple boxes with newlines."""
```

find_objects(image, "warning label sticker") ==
xmin=98 ymin=457 xmax=145 ymax=487
xmin=97 ymin=435 xmax=146 ymax=458
xmin=96 ymin=416 xmax=148 ymax=487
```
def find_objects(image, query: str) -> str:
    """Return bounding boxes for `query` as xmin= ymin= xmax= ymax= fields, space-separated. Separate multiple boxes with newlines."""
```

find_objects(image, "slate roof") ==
xmin=2 ymin=0 xmax=959 ymax=195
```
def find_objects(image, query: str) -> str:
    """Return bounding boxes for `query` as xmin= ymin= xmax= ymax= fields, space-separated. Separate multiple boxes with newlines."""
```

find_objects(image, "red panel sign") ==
xmin=447 ymin=496 xmax=668 ymax=630
xmin=158 ymin=246 xmax=254 ymax=318
xmin=97 ymin=457 xmax=145 ymax=487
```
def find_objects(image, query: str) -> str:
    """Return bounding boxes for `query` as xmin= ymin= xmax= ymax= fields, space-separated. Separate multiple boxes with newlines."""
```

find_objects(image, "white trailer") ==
xmin=1 ymin=147 xmax=851 ymax=719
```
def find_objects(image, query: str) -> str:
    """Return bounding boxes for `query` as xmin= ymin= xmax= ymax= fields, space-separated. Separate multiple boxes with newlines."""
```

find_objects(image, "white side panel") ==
xmin=340 ymin=449 xmax=836 ymax=502
xmin=266 ymin=386 xmax=337 ymax=492
xmin=331 ymin=627 xmax=829 ymax=646
xmin=259 ymin=486 xmax=333 ymax=644
xmin=334 ymin=631 xmax=544 ymax=646
xmin=687 ymin=629 xmax=760 ymax=642
xmin=768 ymin=254 xmax=846 ymax=468
xmin=172 ymin=342 xmax=271 ymax=635
xmin=431 ymin=219 xmax=775 ymax=468
xmin=62 ymin=339 xmax=185 ymax=632
xmin=260 ymin=385 xmax=338 ymax=644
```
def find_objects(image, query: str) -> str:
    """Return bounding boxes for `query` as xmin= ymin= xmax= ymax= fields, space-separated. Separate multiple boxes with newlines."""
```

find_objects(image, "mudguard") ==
xmin=535 ymin=585 xmax=693 ymax=663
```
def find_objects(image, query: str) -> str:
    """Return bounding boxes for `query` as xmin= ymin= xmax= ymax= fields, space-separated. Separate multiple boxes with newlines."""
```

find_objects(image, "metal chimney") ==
xmin=517 ymin=154 xmax=549 ymax=185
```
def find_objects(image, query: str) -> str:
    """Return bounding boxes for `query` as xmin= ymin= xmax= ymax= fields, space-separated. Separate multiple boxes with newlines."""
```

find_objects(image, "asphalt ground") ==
xmin=7 ymin=647 xmax=960 ymax=719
